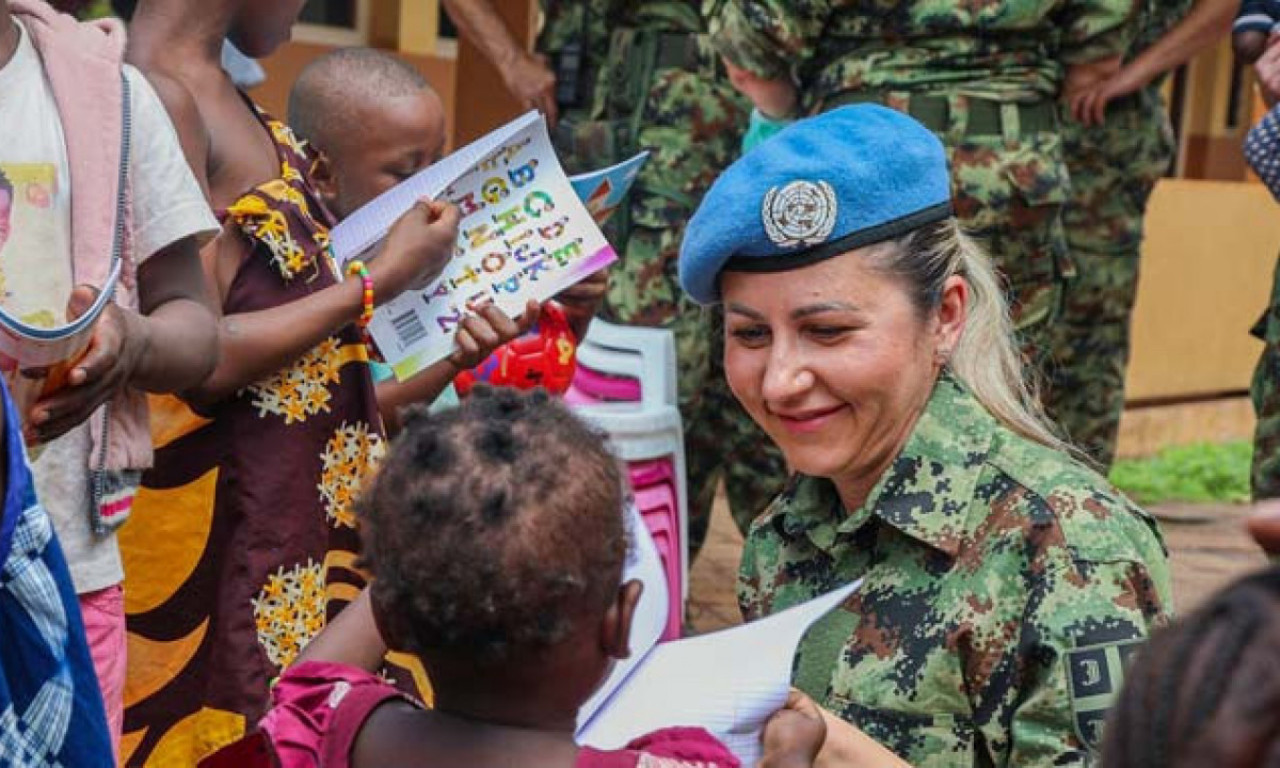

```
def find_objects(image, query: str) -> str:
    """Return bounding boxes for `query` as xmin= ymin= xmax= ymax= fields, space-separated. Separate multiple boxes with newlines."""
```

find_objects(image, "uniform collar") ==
xmin=778 ymin=373 xmax=996 ymax=558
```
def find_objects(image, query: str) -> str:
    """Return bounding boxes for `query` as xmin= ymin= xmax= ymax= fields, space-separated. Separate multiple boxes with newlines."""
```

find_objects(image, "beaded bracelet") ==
xmin=346 ymin=260 xmax=375 ymax=329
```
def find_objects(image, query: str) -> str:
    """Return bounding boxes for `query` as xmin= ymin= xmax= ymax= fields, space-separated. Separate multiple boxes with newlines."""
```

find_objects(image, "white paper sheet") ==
xmin=576 ymin=580 xmax=861 ymax=765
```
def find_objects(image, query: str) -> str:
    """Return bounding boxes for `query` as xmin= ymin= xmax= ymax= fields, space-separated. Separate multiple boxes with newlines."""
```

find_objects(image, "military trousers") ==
xmin=1048 ymin=89 xmax=1174 ymax=470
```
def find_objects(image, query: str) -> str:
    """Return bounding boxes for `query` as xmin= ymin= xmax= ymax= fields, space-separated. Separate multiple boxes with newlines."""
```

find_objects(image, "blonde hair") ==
xmin=867 ymin=218 xmax=1067 ymax=452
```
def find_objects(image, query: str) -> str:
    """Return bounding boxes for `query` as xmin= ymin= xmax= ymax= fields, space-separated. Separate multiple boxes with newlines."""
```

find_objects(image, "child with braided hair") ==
xmin=206 ymin=387 xmax=828 ymax=768
xmin=1102 ymin=566 xmax=1280 ymax=768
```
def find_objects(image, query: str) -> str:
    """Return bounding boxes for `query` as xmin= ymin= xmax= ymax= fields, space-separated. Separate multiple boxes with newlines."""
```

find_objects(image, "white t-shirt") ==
xmin=0 ymin=20 xmax=219 ymax=594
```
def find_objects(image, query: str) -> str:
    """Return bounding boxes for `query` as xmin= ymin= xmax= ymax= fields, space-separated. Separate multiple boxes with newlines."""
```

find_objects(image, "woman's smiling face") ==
xmin=721 ymin=248 xmax=962 ymax=497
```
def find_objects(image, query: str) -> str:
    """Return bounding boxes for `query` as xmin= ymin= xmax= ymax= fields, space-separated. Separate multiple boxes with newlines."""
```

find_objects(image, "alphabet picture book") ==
xmin=330 ymin=113 xmax=642 ymax=381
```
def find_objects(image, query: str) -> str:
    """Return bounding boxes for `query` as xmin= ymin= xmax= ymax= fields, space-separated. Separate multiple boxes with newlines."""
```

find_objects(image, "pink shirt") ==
xmin=208 ymin=661 xmax=742 ymax=768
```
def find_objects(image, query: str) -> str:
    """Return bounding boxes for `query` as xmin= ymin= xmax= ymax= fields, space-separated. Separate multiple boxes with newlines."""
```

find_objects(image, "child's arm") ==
xmin=184 ymin=201 xmax=458 ymax=410
xmin=29 ymin=238 xmax=219 ymax=441
xmin=297 ymin=588 xmax=388 ymax=672
xmin=556 ymin=269 xmax=607 ymax=343
xmin=142 ymin=73 xmax=458 ymax=410
xmin=377 ymin=300 xmax=537 ymax=435
xmin=1070 ymin=0 xmax=1236 ymax=125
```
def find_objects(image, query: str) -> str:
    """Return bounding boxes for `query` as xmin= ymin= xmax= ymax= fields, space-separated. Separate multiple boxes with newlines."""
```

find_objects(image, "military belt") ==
xmin=829 ymin=91 xmax=1058 ymax=137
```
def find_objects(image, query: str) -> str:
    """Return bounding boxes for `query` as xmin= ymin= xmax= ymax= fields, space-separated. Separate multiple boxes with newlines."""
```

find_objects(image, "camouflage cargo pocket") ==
xmin=951 ymin=131 xmax=1070 ymax=333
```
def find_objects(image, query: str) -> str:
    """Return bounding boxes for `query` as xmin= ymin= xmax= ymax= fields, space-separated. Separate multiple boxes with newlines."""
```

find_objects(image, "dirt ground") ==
xmin=686 ymin=493 xmax=1270 ymax=635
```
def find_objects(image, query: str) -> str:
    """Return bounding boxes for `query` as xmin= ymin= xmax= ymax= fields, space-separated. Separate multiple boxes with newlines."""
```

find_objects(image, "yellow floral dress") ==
xmin=118 ymin=107 xmax=425 ymax=767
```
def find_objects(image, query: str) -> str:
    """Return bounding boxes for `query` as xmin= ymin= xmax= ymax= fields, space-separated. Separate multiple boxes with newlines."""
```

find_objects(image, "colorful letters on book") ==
xmin=330 ymin=113 xmax=627 ymax=381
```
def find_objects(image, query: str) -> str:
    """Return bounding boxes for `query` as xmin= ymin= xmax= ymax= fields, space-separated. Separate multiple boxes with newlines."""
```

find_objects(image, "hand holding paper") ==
xmin=576 ymin=579 xmax=862 ymax=765
xmin=28 ymin=286 xmax=142 ymax=442
xmin=368 ymin=199 xmax=460 ymax=300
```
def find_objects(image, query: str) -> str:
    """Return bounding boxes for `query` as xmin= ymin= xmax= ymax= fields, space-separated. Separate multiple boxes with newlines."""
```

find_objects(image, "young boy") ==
xmin=1234 ymin=0 xmax=1280 ymax=62
xmin=0 ymin=0 xmax=220 ymax=757
xmin=287 ymin=48 xmax=606 ymax=423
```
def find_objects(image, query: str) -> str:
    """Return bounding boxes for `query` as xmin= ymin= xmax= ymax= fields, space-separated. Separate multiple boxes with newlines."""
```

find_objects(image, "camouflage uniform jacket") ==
xmin=707 ymin=0 xmax=1139 ymax=108
xmin=738 ymin=373 xmax=1173 ymax=767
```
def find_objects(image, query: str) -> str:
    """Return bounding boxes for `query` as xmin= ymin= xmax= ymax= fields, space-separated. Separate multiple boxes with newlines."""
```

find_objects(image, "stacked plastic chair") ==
xmin=565 ymin=319 xmax=688 ymax=641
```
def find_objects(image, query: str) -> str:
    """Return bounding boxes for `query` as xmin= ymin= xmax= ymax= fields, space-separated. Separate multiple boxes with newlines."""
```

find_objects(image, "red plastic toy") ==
xmin=453 ymin=302 xmax=578 ymax=396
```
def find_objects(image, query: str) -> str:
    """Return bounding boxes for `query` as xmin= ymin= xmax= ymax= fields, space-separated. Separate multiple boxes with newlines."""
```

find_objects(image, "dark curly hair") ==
xmin=358 ymin=387 xmax=627 ymax=666
xmin=1103 ymin=566 xmax=1280 ymax=768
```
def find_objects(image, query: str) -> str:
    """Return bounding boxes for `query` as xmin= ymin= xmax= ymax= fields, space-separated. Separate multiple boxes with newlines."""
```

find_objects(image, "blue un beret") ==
xmin=678 ymin=104 xmax=953 ymax=305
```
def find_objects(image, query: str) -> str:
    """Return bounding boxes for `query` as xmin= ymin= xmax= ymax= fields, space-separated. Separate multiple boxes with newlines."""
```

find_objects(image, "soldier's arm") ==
xmin=1052 ymin=0 xmax=1141 ymax=66
xmin=706 ymin=0 xmax=832 ymax=83
xmin=440 ymin=0 xmax=558 ymax=124
xmin=1000 ymin=553 xmax=1172 ymax=766
xmin=1073 ymin=0 xmax=1235 ymax=124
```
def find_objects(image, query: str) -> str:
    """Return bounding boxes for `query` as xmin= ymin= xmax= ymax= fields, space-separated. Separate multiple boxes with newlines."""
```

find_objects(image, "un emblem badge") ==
xmin=1065 ymin=639 xmax=1144 ymax=753
xmin=762 ymin=180 xmax=838 ymax=248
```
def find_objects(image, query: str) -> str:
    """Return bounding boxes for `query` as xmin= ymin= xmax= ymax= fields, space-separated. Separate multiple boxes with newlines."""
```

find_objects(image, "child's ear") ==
xmin=311 ymin=152 xmax=339 ymax=207
xmin=601 ymin=579 xmax=643 ymax=661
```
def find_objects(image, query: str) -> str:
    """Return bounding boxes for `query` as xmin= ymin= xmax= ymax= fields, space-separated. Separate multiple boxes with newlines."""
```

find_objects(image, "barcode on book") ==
xmin=391 ymin=309 xmax=428 ymax=351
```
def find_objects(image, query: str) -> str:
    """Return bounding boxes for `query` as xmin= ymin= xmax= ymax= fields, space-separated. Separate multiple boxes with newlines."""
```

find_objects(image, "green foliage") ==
xmin=1109 ymin=441 xmax=1252 ymax=505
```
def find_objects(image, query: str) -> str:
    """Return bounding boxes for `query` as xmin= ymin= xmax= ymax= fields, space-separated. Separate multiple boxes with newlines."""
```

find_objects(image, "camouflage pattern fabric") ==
xmin=1252 ymin=262 xmax=1280 ymax=499
xmin=541 ymin=0 xmax=788 ymax=547
xmin=1047 ymin=0 xmax=1191 ymax=470
xmin=705 ymin=0 xmax=1137 ymax=354
xmin=739 ymin=373 xmax=1173 ymax=766
xmin=706 ymin=0 xmax=1137 ymax=106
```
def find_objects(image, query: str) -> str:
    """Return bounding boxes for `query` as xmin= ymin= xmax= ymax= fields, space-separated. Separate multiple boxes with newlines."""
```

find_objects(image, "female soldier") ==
xmin=679 ymin=105 xmax=1173 ymax=767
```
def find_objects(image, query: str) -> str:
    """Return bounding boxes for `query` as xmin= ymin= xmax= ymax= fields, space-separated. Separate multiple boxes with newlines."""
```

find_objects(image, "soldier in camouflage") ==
xmin=1052 ymin=0 xmax=1234 ymax=469
xmin=680 ymin=106 xmax=1173 ymax=767
xmin=706 ymin=0 xmax=1138 ymax=366
xmin=443 ymin=0 xmax=788 ymax=548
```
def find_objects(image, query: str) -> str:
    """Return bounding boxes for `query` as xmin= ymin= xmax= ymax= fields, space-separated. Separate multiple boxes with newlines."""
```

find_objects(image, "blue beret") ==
xmin=679 ymin=104 xmax=953 ymax=305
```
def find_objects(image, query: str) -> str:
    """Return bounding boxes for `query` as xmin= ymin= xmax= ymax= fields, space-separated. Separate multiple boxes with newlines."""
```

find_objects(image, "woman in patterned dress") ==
xmin=114 ymin=1 xmax=464 ymax=764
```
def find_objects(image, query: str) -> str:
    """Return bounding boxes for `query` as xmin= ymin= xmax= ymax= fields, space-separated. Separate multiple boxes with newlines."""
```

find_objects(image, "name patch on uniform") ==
xmin=1065 ymin=639 xmax=1144 ymax=752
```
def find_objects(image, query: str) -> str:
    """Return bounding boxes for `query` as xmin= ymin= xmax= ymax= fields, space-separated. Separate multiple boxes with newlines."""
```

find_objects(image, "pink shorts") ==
xmin=80 ymin=584 xmax=125 ymax=765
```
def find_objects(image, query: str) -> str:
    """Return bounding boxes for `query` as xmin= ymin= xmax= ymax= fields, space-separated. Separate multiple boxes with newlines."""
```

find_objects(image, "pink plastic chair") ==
xmin=571 ymin=366 xmax=642 ymax=403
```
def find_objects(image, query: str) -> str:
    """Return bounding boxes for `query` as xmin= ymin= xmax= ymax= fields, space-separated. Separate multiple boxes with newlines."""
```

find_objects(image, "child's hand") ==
xmin=760 ymin=689 xmax=826 ymax=768
xmin=28 ymin=287 xmax=146 ymax=442
xmin=556 ymin=269 xmax=608 ymax=341
xmin=372 ymin=199 xmax=460 ymax=302
xmin=448 ymin=300 xmax=539 ymax=371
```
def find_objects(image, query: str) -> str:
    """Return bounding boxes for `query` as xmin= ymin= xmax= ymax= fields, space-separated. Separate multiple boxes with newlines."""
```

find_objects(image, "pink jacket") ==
xmin=10 ymin=0 xmax=152 ymax=529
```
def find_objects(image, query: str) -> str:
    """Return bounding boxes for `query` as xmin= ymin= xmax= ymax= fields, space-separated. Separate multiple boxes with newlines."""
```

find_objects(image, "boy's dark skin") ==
xmin=298 ymin=76 xmax=606 ymax=430
xmin=305 ymin=75 xmax=607 ymax=344
xmin=125 ymin=0 xmax=456 ymax=411
xmin=0 ymin=0 xmax=219 ymax=441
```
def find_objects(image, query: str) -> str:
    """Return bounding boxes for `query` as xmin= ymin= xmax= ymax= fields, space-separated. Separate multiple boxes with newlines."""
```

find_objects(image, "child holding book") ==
xmin=116 ymin=2 xmax=467 ymax=764
xmin=205 ymin=387 xmax=826 ymax=768
xmin=0 ymin=0 xmax=222 ymax=757
xmin=287 ymin=47 xmax=607 ymax=424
